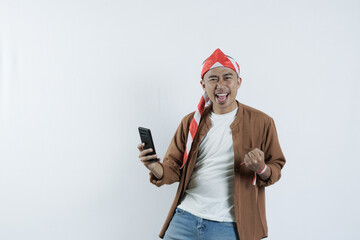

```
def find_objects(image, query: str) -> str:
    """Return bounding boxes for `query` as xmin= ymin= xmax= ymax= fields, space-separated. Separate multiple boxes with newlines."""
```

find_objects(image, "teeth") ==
xmin=216 ymin=93 xmax=228 ymax=96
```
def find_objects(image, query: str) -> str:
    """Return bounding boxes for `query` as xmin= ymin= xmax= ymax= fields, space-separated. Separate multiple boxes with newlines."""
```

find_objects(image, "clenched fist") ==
xmin=244 ymin=148 xmax=265 ymax=173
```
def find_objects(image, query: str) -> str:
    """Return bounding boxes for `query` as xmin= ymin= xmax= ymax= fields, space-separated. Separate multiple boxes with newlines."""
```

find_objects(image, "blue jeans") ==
xmin=163 ymin=208 xmax=239 ymax=240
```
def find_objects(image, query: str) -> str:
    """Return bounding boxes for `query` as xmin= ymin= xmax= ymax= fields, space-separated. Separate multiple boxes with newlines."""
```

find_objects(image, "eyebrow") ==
xmin=223 ymin=73 xmax=234 ymax=77
xmin=208 ymin=75 xmax=219 ymax=78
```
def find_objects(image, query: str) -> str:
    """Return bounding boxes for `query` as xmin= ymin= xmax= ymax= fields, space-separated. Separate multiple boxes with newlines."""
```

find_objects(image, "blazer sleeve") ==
xmin=149 ymin=116 xmax=189 ymax=187
xmin=257 ymin=117 xmax=286 ymax=188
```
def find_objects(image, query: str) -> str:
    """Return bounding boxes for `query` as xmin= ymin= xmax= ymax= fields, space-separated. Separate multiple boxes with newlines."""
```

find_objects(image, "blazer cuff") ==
xmin=256 ymin=163 xmax=281 ymax=188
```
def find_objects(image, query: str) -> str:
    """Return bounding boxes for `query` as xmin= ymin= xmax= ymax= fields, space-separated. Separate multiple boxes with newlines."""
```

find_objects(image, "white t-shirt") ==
xmin=177 ymin=107 xmax=238 ymax=222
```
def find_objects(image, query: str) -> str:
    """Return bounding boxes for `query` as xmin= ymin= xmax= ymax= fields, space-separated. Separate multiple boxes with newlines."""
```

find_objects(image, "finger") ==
xmin=249 ymin=151 xmax=258 ymax=161
xmin=138 ymin=148 xmax=153 ymax=157
xmin=255 ymin=148 xmax=265 ymax=160
xmin=244 ymin=154 xmax=249 ymax=162
xmin=250 ymin=152 xmax=261 ymax=167
xmin=260 ymin=150 xmax=265 ymax=158
xmin=140 ymin=154 xmax=158 ymax=162
xmin=254 ymin=149 xmax=265 ymax=163
xmin=141 ymin=156 xmax=160 ymax=162
xmin=137 ymin=143 xmax=145 ymax=151
xmin=244 ymin=154 xmax=251 ymax=166
xmin=253 ymin=148 xmax=261 ymax=158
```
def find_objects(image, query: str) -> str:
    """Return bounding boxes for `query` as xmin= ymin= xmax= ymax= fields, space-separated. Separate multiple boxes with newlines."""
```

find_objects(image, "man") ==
xmin=137 ymin=49 xmax=286 ymax=240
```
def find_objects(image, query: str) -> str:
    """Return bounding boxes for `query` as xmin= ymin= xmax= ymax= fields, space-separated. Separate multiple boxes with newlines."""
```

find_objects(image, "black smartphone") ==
xmin=138 ymin=127 xmax=158 ymax=161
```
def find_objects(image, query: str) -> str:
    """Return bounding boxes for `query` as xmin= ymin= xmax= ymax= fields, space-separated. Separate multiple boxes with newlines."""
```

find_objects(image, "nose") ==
xmin=216 ymin=79 xmax=226 ymax=89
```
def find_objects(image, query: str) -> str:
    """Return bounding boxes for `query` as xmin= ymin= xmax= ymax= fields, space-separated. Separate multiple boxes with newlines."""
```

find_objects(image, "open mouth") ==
xmin=215 ymin=93 xmax=229 ymax=103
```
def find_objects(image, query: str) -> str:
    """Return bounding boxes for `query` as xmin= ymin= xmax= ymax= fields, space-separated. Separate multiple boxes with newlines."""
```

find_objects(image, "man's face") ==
xmin=201 ymin=67 xmax=242 ymax=114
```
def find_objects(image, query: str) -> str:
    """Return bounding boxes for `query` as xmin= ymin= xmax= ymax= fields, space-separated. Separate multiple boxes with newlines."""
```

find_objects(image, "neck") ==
xmin=212 ymin=101 xmax=238 ymax=114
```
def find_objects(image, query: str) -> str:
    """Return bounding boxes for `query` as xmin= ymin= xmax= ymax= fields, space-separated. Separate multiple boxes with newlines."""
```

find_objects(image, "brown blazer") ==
xmin=149 ymin=101 xmax=286 ymax=240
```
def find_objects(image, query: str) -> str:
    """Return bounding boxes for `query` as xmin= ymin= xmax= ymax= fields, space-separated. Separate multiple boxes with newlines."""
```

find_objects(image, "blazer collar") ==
xmin=201 ymin=100 xmax=243 ymax=129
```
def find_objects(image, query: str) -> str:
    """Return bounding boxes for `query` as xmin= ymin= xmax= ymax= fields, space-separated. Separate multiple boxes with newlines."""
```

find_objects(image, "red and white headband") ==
xmin=200 ymin=48 xmax=240 ymax=79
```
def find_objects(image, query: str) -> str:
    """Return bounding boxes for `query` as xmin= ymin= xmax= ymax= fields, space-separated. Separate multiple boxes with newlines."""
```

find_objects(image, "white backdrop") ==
xmin=1 ymin=0 xmax=359 ymax=239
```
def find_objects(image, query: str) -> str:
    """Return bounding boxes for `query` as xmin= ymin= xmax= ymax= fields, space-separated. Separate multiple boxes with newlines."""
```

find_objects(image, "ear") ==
xmin=200 ymin=80 xmax=206 ymax=91
xmin=237 ymin=77 xmax=242 ymax=89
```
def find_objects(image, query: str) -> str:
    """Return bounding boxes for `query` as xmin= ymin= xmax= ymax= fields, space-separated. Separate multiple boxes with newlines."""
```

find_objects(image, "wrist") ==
xmin=257 ymin=164 xmax=267 ymax=175
xmin=148 ymin=160 xmax=161 ymax=170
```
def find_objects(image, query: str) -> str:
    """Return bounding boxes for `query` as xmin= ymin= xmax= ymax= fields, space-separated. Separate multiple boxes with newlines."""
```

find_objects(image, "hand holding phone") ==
xmin=137 ymin=127 xmax=164 ymax=179
xmin=138 ymin=127 xmax=158 ymax=162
